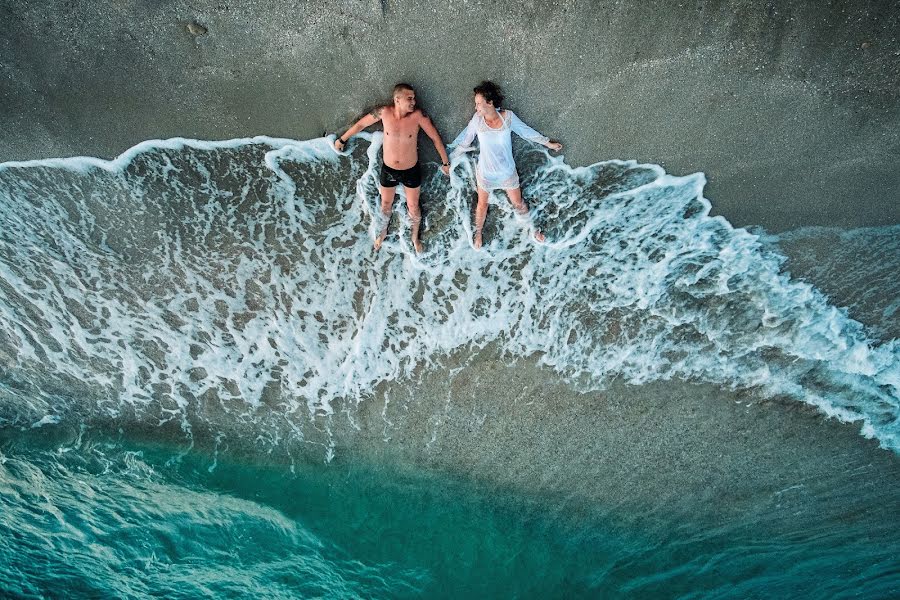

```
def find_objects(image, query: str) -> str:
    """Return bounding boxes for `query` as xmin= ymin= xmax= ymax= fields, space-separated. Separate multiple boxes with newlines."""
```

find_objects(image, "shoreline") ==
xmin=2 ymin=0 xmax=898 ymax=231
xmin=5 ymin=352 xmax=897 ymax=532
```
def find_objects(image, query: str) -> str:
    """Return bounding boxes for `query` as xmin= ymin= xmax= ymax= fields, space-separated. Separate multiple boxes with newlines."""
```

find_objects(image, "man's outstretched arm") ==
xmin=334 ymin=107 xmax=383 ymax=151
xmin=419 ymin=115 xmax=451 ymax=176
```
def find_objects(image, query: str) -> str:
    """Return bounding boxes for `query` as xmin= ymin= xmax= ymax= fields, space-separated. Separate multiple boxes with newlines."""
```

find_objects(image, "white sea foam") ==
xmin=0 ymin=135 xmax=897 ymax=451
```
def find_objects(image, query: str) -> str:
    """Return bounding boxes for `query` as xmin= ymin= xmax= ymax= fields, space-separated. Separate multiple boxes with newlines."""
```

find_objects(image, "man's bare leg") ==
xmin=405 ymin=185 xmax=423 ymax=253
xmin=473 ymin=185 xmax=489 ymax=249
xmin=506 ymin=187 xmax=545 ymax=242
xmin=374 ymin=185 xmax=395 ymax=250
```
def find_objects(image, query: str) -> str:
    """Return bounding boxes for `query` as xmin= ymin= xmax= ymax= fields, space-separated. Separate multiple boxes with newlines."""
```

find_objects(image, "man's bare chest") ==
xmin=383 ymin=115 xmax=419 ymax=140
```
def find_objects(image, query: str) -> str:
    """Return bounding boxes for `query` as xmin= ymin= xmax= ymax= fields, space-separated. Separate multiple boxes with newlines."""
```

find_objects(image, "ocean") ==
xmin=0 ymin=133 xmax=898 ymax=598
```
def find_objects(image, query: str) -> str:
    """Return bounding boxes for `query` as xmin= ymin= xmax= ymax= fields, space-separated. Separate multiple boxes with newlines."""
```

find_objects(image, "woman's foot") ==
xmin=534 ymin=229 xmax=545 ymax=243
xmin=473 ymin=230 xmax=483 ymax=250
xmin=374 ymin=228 xmax=387 ymax=251
xmin=412 ymin=237 xmax=423 ymax=254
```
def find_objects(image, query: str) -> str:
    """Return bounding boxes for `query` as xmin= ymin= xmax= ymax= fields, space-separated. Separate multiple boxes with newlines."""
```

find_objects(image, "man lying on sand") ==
xmin=335 ymin=83 xmax=451 ymax=253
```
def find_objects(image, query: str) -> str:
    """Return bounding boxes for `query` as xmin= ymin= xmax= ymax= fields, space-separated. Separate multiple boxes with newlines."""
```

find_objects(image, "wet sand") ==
xmin=2 ymin=0 xmax=898 ymax=231
xmin=5 ymin=333 xmax=897 ymax=573
xmin=332 ymin=352 xmax=900 ymax=530
xmin=26 ymin=344 xmax=893 ymax=535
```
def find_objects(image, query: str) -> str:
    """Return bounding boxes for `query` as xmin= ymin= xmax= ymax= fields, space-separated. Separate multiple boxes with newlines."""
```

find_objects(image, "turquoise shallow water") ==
xmin=2 ymin=426 xmax=899 ymax=599
xmin=0 ymin=432 xmax=607 ymax=598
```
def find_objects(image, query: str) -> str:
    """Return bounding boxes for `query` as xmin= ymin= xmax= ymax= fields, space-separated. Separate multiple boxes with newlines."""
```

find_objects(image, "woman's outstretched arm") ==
xmin=509 ymin=111 xmax=562 ymax=151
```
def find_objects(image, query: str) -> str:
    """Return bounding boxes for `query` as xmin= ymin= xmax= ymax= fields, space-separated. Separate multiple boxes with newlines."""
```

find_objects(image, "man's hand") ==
xmin=420 ymin=115 xmax=451 ymax=177
xmin=334 ymin=111 xmax=381 ymax=153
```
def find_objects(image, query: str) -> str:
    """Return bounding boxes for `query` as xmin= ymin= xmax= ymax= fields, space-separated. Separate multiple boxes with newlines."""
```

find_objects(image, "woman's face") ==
xmin=474 ymin=93 xmax=495 ymax=116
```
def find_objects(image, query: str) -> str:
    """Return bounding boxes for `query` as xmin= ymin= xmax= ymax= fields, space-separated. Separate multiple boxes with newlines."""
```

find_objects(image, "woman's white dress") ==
xmin=450 ymin=110 xmax=549 ymax=191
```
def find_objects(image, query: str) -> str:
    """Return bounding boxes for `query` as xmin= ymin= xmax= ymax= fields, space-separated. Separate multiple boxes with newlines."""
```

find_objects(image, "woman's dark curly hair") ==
xmin=473 ymin=81 xmax=504 ymax=108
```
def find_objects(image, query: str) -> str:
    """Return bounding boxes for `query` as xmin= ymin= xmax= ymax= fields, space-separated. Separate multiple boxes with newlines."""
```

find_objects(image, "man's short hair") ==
xmin=393 ymin=83 xmax=415 ymax=96
xmin=473 ymin=81 xmax=504 ymax=108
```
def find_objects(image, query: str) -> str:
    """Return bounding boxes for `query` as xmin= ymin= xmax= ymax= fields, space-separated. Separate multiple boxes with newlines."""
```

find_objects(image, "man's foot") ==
xmin=534 ymin=230 xmax=546 ymax=243
xmin=473 ymin=230 xmax=483 ymax=250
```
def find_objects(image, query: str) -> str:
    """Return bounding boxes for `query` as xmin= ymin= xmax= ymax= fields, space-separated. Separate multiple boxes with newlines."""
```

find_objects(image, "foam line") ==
xmin=0 ymin=134 xmax=897 ymax=452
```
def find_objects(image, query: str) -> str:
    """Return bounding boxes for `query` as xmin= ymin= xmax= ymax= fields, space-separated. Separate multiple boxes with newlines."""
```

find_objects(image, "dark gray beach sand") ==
xmin=1 ymin=0 xmax=898 ymax=230
xmin=1 ymin=0 xmax=899 ymax=573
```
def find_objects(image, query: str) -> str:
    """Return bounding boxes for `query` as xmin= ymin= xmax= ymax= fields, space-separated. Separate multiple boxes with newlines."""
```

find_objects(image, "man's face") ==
xmin=394 ymin=90 xmax=416 ymax=112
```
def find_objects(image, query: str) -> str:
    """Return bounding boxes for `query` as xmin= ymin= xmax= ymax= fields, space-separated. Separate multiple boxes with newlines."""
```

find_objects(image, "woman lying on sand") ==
xmin=451 ymin=81 xmax=562 ymax=248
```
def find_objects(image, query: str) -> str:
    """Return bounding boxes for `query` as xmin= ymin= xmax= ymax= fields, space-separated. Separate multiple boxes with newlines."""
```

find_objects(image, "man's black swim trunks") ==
xmin=380 ymin=163 xmax=422 ymax=188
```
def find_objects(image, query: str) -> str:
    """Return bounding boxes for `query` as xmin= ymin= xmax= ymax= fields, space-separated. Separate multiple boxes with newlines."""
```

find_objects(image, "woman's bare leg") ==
xmin=473 ymin=185 xmax=489 ymax=249
xmin=505 ymin=187 xmax=545 ymax=242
